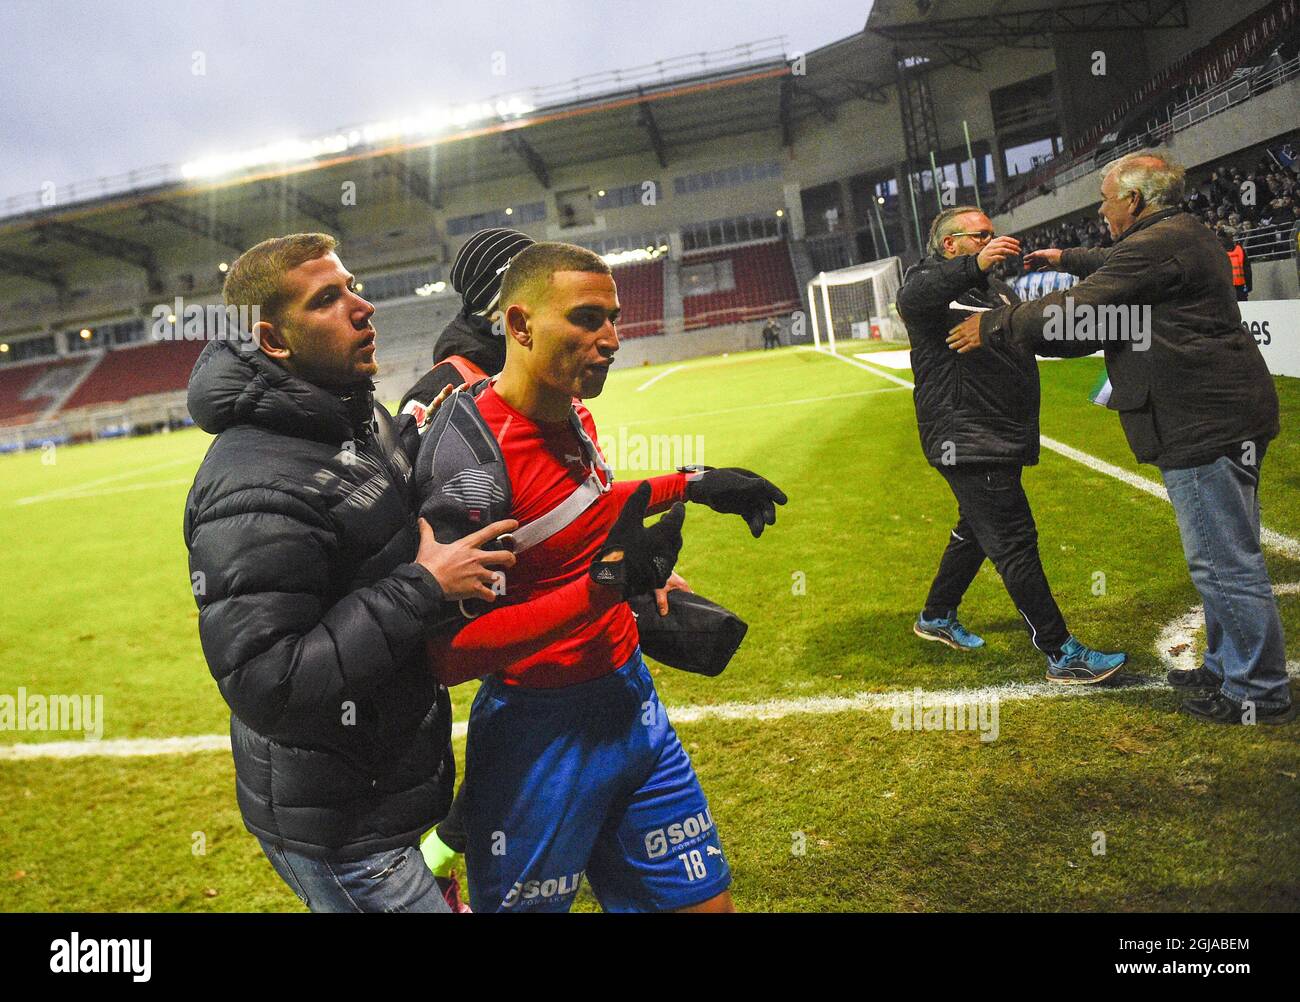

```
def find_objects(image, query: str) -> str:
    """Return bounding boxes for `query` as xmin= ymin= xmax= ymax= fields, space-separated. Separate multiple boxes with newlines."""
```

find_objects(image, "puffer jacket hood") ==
xmin=188 ymin=339 xmax=375 ymax=445
xmin=431 ymin=312 xmax=506 ymax=374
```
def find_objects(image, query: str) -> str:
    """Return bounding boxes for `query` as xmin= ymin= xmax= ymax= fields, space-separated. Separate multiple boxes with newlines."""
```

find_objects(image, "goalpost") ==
xmin=808 ymin=256 xmax=905 ymax=354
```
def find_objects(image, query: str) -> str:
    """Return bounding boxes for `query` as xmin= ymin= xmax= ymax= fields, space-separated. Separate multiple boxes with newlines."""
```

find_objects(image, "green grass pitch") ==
xmin=0 ymin=344 xmax=1296 ymax=911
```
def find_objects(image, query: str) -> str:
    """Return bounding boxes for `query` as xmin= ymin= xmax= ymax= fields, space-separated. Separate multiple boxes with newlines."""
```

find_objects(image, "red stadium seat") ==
xmin=0 ymin=357 xmax=91 ymax=426
xmin=609 ymin=260 xmax=665 ymax=339
xmin=60 ymin=340 xmax=207 ymax=411
xmin=680 ymin=240 xmax=800 ymax=331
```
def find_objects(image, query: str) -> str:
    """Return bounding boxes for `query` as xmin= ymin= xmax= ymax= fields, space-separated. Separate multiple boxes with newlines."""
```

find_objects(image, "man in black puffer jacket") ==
xmin=184 ymin=233 xmax=517 ymax=912
xmin=898 ymin=207 xmax=1126 ymax=684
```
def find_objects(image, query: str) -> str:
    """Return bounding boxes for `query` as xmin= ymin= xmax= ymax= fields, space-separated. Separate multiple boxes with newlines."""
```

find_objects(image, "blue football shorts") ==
xmin=459 ymin=647 xmax=731 ymax=912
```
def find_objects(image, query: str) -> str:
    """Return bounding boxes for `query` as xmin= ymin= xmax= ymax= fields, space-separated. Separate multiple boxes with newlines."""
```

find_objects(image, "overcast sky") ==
xmin=0 ymin=0 xmax=873 ymax=200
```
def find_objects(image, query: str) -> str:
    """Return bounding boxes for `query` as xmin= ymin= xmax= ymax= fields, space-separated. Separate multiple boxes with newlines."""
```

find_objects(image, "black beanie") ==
xmin=450 ymin=227 xmax=535 ymax=319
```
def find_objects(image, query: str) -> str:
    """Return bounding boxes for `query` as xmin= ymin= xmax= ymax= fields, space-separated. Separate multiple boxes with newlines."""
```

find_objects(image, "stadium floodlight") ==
xmin=180 ymin=96 xmax=535 ymax=180
xmin=602 ymin=246 xmax=667 ymax=267
xmin=807 ymin=257 xmax=905 ymax=355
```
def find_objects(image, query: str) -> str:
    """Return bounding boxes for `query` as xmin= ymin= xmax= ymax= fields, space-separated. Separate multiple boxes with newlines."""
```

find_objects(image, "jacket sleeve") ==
xmin=187 ymin=486 xmax=446 ymax=743
xmin=1059 ymin=246 xmax=1111 ymax=278
xmin=980 ymin=235 xmax=1182 ymax=359
xmin=896 ymin=254 xmax=988 ymax=326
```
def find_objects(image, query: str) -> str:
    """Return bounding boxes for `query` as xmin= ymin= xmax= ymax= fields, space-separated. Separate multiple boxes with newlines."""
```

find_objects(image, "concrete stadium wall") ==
xmin=1253 ymin=259 xmax=1300 ymax=300
xmin=606 ymin=321 xmax=781 ymax=368
xmin=991 ymin=75 xmax=1300 ymax=233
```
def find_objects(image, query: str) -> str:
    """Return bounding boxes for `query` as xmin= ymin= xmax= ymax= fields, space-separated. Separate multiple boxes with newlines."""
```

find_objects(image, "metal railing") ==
xmin=1002 ymin=52 xmax=1300 ymax=212
xmin=1240 ymin=219 xmax=1300 ymax=262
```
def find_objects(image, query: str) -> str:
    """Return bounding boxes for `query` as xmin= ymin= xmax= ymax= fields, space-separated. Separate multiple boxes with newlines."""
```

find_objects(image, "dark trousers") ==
xmin=923 ymin=463 xmax=1070 ymax=655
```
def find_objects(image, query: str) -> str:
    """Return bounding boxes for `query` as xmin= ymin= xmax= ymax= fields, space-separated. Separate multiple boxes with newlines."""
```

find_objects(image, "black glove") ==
xmin=590 ymin=482 xmax=686 ymax=598
xmin=684 ymin=466 xmax=787 ymax=538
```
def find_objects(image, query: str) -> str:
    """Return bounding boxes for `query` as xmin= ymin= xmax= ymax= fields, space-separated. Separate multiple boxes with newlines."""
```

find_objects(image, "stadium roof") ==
xmin=0 ymin=32 xmax=910 ymax=303
xmin=0 ymin=14 xmax=1119 ymax=306
xmin=866 ymin=0 xmax=1189 ymax=48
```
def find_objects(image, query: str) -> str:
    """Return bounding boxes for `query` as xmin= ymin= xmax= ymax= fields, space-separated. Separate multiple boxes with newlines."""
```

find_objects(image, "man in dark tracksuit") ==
xmin=950 ymin=151 xmax=1289 ymax=724
xmin=898 ymin=206 xmax=1127 ymax=684
xmin=400 ymin=227 xmax=534 ymax=419
xmin=184 ymin=233 xmax=517 ymax=911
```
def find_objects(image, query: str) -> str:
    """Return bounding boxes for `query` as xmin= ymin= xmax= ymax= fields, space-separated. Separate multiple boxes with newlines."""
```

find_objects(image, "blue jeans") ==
xmin=257 ymin=838 xmax=451 ymax=913
xmin=1161 ymin=449 xmax=1291 ymax=711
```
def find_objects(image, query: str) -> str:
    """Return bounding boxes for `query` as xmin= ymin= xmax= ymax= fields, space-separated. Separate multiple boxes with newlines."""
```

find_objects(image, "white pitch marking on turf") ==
xmin=824 ymin=349 xmax=1300 ymax=560
xmin=635 ymin=365 xmax=686 ymax=392
xmin=14 ymin=663 xmax=1300 ymax=762
xmin=1157 ymin=582 xmax=1300 ymax=674
xmin=14 ymin=457 xmax=195 ymax=506
xmin=16 ymin=478 xmax=193 ymax=505
xmin=816 ymin=348 xmax=916 ymax=389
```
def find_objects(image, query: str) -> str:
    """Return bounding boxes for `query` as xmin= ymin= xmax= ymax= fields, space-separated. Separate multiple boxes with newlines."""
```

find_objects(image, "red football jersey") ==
xmin=428 ymin=383 xmax=686 ymax=688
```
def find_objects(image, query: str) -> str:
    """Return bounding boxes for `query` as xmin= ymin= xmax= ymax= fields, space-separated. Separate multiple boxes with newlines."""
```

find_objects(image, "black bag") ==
xmin=627 ymin=590 xmax=748 ymax=677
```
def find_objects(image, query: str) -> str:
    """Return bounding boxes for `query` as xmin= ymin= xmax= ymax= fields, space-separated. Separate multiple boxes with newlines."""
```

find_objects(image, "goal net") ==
xmin=807 ymin=256 xmax=905 ymax=354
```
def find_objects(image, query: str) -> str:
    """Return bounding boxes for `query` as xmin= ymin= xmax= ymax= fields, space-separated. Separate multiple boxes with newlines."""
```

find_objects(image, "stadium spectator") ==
xmin=896 ymin=206 xmax=1127 ymax=683
xmin=999 ymin=144 xmax=1300 ymax=286
xmin=1219 ymin=225 xmax=1253 ymax=300
xmin=950 ymin=150 xmax=1291 ymax=725
xmin=183 ymin=233 xmax=518 ymax=911
xmin=420 ymin=241 xmax=786 ymax=911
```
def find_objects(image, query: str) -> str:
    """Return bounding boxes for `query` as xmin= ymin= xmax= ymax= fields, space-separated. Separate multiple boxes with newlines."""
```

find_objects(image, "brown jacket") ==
xmin=979 ymin=208 xmax=1279 ymax=468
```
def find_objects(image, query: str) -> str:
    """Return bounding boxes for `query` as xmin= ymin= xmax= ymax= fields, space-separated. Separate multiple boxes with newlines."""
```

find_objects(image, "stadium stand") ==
xmin=680 ymin=239 xmax=800 ymax=330
xmin=994 ymin=137 xmax=1300 ymax=284
xmin=0 ymin=357 xmax=93 ymax=425
xmin=607 ymin=260 xmax=665 ymax=339
xmin=1001 ymin=0 xmax=1300 ymax=211
xmin=60 ymin=340 xmax=207 ymax=411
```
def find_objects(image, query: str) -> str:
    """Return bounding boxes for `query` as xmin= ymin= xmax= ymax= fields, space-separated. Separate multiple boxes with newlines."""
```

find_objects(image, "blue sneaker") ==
xmin=913 ymin=611 xmax=985 ymax=651
xmin=1045 ymin=636 xmax=1126 ymax=685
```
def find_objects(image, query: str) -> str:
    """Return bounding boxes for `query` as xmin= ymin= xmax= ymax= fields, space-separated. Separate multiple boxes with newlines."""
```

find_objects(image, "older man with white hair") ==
xmin=947 ymin=150 xmax=1289 ymax=725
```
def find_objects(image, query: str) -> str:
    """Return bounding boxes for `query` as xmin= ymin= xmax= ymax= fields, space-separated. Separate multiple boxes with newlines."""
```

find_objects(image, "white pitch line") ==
xmin=9 ymin=669 xmax=1279 ymax=762
xmin=1157 ymin=582 xmax=1300 ymax=673
xmin=14 ymin=456 xmax=195 ymax=506
xmin=823 ymin=349 xmax=1300 ymax=558
xmin=635 ymin=365 xmax=686 ymax=392
xmin=15 ymin=478 xmax=193 ymax=505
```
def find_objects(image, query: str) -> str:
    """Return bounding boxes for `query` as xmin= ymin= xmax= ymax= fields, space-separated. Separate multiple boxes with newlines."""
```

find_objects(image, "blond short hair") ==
xmin=222 ymin=233 xmax=338 ymax=324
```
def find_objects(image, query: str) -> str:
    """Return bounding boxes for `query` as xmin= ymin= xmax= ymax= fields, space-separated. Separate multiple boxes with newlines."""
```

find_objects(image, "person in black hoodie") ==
xmin=897 ymin=207 xmax=1126 ymax=684
xmin=399 ymin=227 xmax=535 ymax=422
xmin=184 ymin=233 xmax=519 ymax=911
